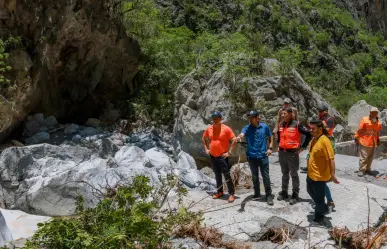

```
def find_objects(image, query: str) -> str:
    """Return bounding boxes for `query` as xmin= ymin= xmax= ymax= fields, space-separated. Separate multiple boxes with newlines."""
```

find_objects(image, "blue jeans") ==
xmin=325 ymin=184 xmax=333 ymax=202
xmin=248 ymin=157 xmax=272 ymax=196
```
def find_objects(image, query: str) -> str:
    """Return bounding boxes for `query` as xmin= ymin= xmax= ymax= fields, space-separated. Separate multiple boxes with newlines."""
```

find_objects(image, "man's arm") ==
xmin=354 ymin=118 xmax=365 ymax=143
xmin=298 ymin=123 xmax=312 ymax=148
xmin=329 ymin=159 xmax=339 ymax=184
xmin=202 ymin=129 xmax=210 ymax=155
xmin=227 ymin=129 xmax=237 ymax=155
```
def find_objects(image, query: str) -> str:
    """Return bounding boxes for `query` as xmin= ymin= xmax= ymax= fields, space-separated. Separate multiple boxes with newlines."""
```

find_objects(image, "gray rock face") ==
xmin=174 ymin=69 xmax=343 ymax=165
xmin=335 ymin=0 xmax=387 ymax=37
xmin=0 ymin=133 xmax=213 ymax=216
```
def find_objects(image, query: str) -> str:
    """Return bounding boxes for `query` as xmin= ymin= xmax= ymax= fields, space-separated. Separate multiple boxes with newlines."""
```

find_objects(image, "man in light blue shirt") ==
xmin=233 ymin=110 xmax=274 ymax=205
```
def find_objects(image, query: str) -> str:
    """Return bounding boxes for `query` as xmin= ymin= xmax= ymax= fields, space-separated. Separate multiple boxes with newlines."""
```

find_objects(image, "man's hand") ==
xmin=232 ymin=137 xmax=241 ymax=143
xmin=331 ymin=175 xmax=340 ymax=184
xmin=265 ymin=149 xmax=272 ymax=156
xmin=222 ymin=152 xmax=230 ymax=158
xmin=296 ymin=148 xmax=304 ymax=155
xmin=205 ymin=148 xmax=210 ymax=155
xmin=355 ymin=138 xmax=359 ymax=144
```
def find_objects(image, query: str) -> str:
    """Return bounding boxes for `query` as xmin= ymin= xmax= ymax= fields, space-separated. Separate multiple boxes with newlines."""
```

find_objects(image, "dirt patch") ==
xmin=250 ymin=216 xmax=307 ymax=244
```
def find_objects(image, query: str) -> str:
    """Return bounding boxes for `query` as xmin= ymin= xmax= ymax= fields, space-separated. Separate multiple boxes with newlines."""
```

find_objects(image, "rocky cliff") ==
xmin=0 ymin=0 xmax=140 ymax=142
xmin=336 ymin=0 xmax=387 ymax=36
xmin=173 ymin=64 xmax=344 ymax=167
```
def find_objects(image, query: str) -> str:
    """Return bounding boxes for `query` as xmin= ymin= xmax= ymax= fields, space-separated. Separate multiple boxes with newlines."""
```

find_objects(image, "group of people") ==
xmin=202 ymin=98 xmax=382 ymax=224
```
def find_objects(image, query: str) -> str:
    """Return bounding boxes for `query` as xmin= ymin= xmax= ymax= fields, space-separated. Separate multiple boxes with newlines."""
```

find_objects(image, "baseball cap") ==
xmin=284 ymin=98 xmax=291 ymax=104
xmin=317 ymin=104 xmax=328 ymax=111
xmin=370 ymin=107 xmax=379 ymax=112
xmin=211 ymin=111 xmax=222 ymax=118
xmin=247 ymin=110 xmax=259 ymax=117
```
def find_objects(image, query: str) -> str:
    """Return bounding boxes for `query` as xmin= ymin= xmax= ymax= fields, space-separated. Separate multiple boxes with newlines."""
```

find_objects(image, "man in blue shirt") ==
xmin=233 ymin=110 xmax=274 ymax=205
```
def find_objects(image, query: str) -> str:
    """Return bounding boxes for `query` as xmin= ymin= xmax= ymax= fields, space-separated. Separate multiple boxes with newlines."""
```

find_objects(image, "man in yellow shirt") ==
xmin=306 ymin=120 xmax=340 ymax=224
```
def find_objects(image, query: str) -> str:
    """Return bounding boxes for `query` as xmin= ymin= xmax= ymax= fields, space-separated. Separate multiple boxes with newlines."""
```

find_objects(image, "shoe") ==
xmin=365 ymin=170 xmax=372 ymax=175
xmin=358 ymin=171 xmax=365 ymax=177
xmin=327 ymin=201 xmax=335 ymax=209
xmin=267 ymin=195 xmax=274 ymax=206
xmin=252 ymin=194 xmax=261 ymax=201
xmin=277 ymin=191 xmax=289 ymax=201
xmin=300 ymin=166 xmax=308 ymax=172
xmin=289 ymin=192 xmax=299 ymax=205
xmin=228 ymin=195 xmax=235 ymax=203
xmin=212 ymin=192 xmax=224 ymax=199
xmin=312 ymin=216 xmax=325 ymax=225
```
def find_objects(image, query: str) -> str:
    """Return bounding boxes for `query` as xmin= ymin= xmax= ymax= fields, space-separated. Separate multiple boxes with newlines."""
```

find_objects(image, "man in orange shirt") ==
xmin=202 ymin=111 xmax=237 ymax=203
xmin=307 ymin=120 xmax=339 ymax=224
xmin=355 ymin=107 xmax=382 ymax=177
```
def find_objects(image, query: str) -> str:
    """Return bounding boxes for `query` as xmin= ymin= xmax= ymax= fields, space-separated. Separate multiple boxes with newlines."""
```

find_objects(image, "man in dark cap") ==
xmin=273 ymin=98 xmax=299 ymax=138
xmin=202 ymin=111 xmax=237 ymax=203
xmin=233 ymin=110 xmax=274 ymax=205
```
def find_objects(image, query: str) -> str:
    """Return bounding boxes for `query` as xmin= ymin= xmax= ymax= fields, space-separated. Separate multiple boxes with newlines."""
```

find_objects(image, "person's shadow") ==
xmin=307 ymin=214 xmax=333 ymax=228
xmin=238 ymin=195 xmax=253 ymax=212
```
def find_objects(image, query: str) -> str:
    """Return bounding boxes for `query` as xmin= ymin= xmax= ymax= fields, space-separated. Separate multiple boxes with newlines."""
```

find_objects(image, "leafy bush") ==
xmin=23 ymin=175 xmax=200 ymax=249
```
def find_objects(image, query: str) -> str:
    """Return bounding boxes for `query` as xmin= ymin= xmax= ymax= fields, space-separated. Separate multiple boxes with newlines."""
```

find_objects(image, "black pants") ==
xmin=210 ymin=155 xmax=235 ymax=195
xmin=306 ymin=176 xmax=328 ymax=220
xmin=279 ymin=151 xmax=300 ymax=194
xmin=248 ymin=157 xmax=272 ymax=196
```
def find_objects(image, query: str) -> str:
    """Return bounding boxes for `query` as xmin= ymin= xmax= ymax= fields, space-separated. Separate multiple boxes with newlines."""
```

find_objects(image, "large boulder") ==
xmin=347 ymin=100 xmax=373 ymax=133
xmin=173 ymin=68 xmax=343 ymax=166
xmin=0 ymin=0 xmax=140 ymax=143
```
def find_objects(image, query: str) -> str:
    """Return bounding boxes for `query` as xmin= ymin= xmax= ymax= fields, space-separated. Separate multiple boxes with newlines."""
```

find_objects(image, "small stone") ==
xmin=79 ymin=127 xmax=98 ymax=137
xmin=85 ymin=118 xmax=101 ymax=128
xmin=33 ymin=113 xmax=45 ymax=125
xmin=64 ymin=124 xmax=80 ymax=134
xmin=24 ymin=120 xmax=40 ymax=137
xmin=45 ymin=116 xmax=58 ymax=128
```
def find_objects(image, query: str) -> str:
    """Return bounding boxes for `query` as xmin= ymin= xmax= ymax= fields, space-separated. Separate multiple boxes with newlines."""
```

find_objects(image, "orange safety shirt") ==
xmin=354 ymin=116 xmax=381 ymax=147
xmin=203 ymin=124 xmax=235 ymax=157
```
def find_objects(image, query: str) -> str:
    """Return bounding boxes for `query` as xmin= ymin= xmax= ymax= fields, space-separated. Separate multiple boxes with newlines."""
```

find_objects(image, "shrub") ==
xmin=23 ymin=175 xmax=200 ymax=249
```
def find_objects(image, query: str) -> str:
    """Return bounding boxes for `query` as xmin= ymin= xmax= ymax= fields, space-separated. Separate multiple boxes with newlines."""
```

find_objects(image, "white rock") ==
xmin=176 ymin=151 xmax=197 ymax=170
xmin=0 ymin=211 xmax=12 ymax=247
xmin=145 ymin=148 xmax=175 ymax=168
xmin=114 ymin=146 xmax=151 ymax=169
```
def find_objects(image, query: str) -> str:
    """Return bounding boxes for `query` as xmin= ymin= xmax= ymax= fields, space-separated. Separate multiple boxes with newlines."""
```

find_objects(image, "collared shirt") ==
xmin=241 ymin=122 xmax=272 ymax=159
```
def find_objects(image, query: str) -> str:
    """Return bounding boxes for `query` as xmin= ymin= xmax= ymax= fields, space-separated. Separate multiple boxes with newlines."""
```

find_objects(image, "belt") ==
xmin=279 ymin=147 xmax=299 ymax=152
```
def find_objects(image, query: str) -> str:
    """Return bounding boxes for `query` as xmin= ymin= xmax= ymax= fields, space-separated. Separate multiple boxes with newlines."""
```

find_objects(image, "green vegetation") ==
xmin=122 ymin=0 xmax=387 ymax=121
xmin=20 ymin=175 xmax=200 ymax=249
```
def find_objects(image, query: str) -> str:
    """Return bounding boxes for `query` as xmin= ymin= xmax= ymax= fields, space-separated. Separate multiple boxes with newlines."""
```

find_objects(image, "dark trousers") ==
xmin=279 ymin=151 xmax=300 ymax=194
xmin=307 ymin=176 xmax=328 ymax=220
xmin=210 ymin=155 xmax=235 ymax=195
xmin=248 ymin=157 xmax=272 ymax=196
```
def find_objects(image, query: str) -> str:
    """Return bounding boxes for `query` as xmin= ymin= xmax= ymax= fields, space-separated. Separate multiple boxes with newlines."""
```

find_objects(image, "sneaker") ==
xmin=327 ymin=201 xmax=335 ymax=209
xmin=277 ymin=191 xmax=288 ymax=201
xmin=212 ymin=192 xmax=224 ymax=199
xmin=289 ymin=192 xmax=299 ymax=205
xmin=357 ymin=171 xmax=365 ymax=177
xmin=252 ymin=194 xmax=261 ymax=201
xmin=300 ymin=166 xmax=308 ymax=172
xmin=228 ymin=195 xmax=235 ymax=203
xmin=267 ymin=195 xmax=274 ymax=206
